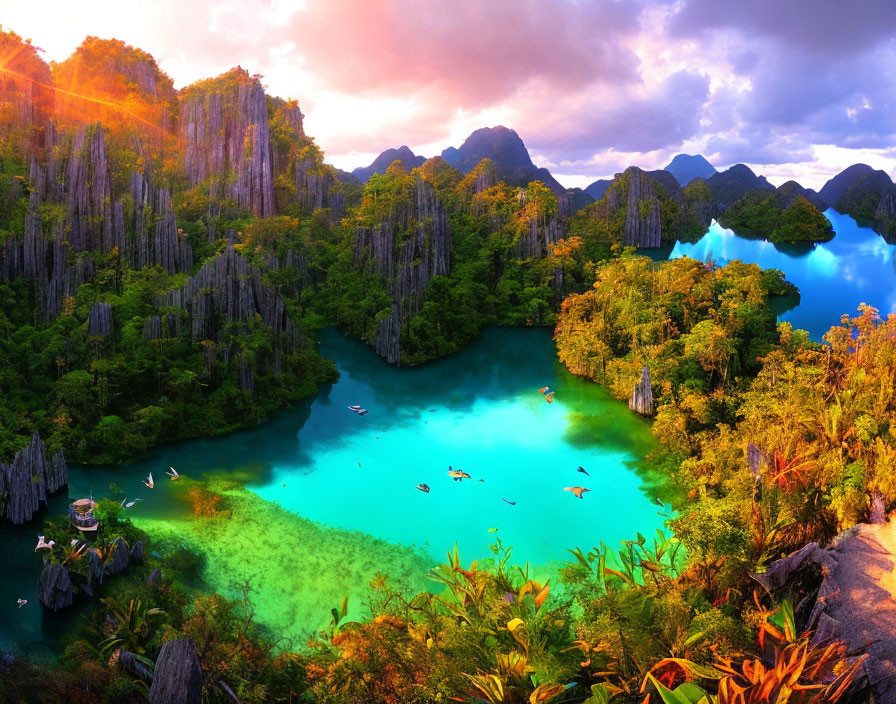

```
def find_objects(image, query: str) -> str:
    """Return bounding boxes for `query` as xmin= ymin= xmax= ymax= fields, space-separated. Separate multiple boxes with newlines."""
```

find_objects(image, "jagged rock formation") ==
xmin=875 ymin=190 xmax=896 ymax=241
xmin=130 ymin=540 xmax=144 ymax=562
xmin=558 ymin=189 xmax=595 ymax=218
xmin=0 ymin=122 xmax=193 ymax=317
xmin=295 ymin=158 xmax=345 ymax=220
xmin=513 ymin=189 xmax=565 ymax=259
xmin=106 ymin=537 xmax=130 ymax=576
xmin=353 ymin=177 xmax=450 ymax=363
xmin=147 ymin=568 xmax=162 ymax=586
xmin=148 ymin=638 xmax=204 ymax=704
xmin=87 ymin=302 xmax=114 ymax=339
xmin=755 ymin=518 xmax=896 ymax=702
xmin=353 ymin=145 xmax=426 ymax=182
xmin=0 ymin=432 xmax=68 ymax=524
xmin=158 ymin=245 xmax=307 ymax=390
xmin=614 ymin=167 xmax=662 ymax=248
xmin=180 ymin=67 xmax=276 ymax=217
xmin=441 ymin=126 xmax=565 ymax=194
xmin=629 ymin=366 xmax=653 ymax=415
xmin=38 ymin=563 xmax=73 ymax=612
xmin=664 ymin=153 xmax=717 ymax=186
xmin=818 ymin=164 xmax=896 ymax=237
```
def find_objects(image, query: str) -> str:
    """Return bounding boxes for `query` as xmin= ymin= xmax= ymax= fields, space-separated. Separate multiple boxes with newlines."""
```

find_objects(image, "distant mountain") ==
xmin=334 ymin=168 xmax=361 ymax=186
xmin=584 ymin=179 xmax=613 ymax=201
xmin=818 ymin=164 xmax=878 ymax=206
xmin=664 ymin=154 xmax=717 ymax=186
xmin=775 ymin=180 xmax=827 ymax=211
xmin=820 ymin=165 xmax=895 ymax=234
xmin=705 ymin=164 xmax=774 ymax=210
xmin=352 ymin=145 xmax=426 ymax=182
xmin=440 ymin=126 xmax=565 ymax=194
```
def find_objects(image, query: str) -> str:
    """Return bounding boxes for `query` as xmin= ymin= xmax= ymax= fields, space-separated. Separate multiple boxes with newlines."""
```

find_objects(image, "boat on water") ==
xmin=348 ymin=405 xmax=369 ymax=416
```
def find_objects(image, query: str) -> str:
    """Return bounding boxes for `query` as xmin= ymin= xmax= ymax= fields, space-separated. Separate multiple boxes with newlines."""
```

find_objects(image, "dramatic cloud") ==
xmin=3 ymin=0 xmax=896 ymax=186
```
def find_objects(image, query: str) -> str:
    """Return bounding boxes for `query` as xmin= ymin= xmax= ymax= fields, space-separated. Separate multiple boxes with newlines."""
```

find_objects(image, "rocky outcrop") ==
xmin=158 ymin=245 xmax=307 ymax=389
xmin=875 ymin=190 xmax=896 ymax=242
xmin=180 ymin=67 xmax=275 ymax=217
xmin=629 ymin=366 xmax=653 ymax=415
xmin=87 ymin=302 xmax=114 ymax=339
xmin=353 ymin=177 xmax=450 ymax=363
xmin=106 ymin=537 xmax=130 ymax=576
xmin=705 ymin=164 xmax=775 ymax=211
xmin=755 ymin=519 xmax=896 ymax=702
xmin=148 ymin=638 xmax=204 ymax=704
xmin=0 ymin=433 xmax=68 ymax=524
xmin=38 ymin=563 xmax=73 ymax=612
xmin=147 ymin=568 xmax=162 ymax=586
xmin=513 ymin=187 xmax=564 ymax=259
xmin=130 ymin=540 xmax=144 ymax=562
xmin=295 ymin=158 xmax=345 ymax=220
xmin=0 ymin=123 xmax=193 ymax=317
xmin=608 ymin=167 xmax=663 ymax=248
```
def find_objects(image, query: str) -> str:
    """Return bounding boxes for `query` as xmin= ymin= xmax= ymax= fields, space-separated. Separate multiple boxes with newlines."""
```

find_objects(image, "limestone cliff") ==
xmin=0 ymin=432 xmax=68 ymax=525
xmin=180 ymin=67 xmax=276 ymax=217
xmin=353 ymin=175 xmax=450 ymax=363
xmin=158 ymin=245 xmax=308 ymax=392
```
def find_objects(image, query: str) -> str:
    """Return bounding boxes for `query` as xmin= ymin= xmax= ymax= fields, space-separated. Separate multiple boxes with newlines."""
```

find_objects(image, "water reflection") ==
xmin=670 ymin=210 xmax=896 ymax=340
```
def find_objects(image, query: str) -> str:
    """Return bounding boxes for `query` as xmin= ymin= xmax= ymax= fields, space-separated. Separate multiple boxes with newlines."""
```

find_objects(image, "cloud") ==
xmin=280 ymin=0 xmax=643 ymax=108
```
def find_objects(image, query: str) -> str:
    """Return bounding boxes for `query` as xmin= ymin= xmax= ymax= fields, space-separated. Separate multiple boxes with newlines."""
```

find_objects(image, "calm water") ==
xmin=1 ymin=327 xmax=664 ymax=650
xmin=670 ymin=210 xmax=896 ymax=340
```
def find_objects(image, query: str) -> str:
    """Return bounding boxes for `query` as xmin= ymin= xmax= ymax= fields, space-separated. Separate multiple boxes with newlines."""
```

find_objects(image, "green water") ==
xmin=1 ymin=327 xmax=664 ymax=651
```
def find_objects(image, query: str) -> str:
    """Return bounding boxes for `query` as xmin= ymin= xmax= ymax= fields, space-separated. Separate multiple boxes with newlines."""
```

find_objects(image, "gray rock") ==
xmin=148 ymin=638 xmax=204 ymax=704
xmin=0 ymin=433 xmax=67 ymax=524
xmin=147 ymin=568 xmax=162 ymax=586
xmin=105 ymin=537 xmax=130 ymax=576
xmin=38 ymin=564 xmax=73 ymax=612
xmin=87 ymin=302 xmax=114 ymax=339
xmin=129 ymin=540 xmax=144 ymax=562
xmin=629 ymin=366 xmax=653 ymax=416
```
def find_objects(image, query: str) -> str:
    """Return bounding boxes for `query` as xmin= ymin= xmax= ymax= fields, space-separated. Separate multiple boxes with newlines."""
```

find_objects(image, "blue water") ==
xmin=1 ymin=327 xmax=664 ymax=650
xmin=670 ymin=210 xmax=896 ymax=340
xmin=252 ymin=327 xmax=662 ymax=566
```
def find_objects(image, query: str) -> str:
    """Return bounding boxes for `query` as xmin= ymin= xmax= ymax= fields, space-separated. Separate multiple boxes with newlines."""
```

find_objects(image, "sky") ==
xmin=4 ymin=0 xmax=896 ymax=190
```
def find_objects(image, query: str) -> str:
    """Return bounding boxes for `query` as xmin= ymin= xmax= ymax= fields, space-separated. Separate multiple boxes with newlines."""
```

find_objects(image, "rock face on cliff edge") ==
xmin=353 ymin=177 xmax=450 ymax=364
xmin=38 ymin=563 xmax=73 ymax=612
xmin=629 ymin=366 xmax=653 ymax=416
xmin=754 ymin=518 xmax=896 ymax=702
xmin=0 ymin=123 xmax=193 ymax=318
xmin=158 ymin=244 xmax=308 ymax=391
xmin=148 ymin=638 xmax=204 ymax=704
xmin=0 ymin=432 xmax=68 ymax=524
xmin=180 ymin=67 xmax=276 ymax=218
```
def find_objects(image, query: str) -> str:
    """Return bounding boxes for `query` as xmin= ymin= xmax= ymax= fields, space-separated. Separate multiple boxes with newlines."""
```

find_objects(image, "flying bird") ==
xmin=564 ymin=486 xmax=591 ymax=499
xmin=35 ymin=536 xmax=55 ymax=551
xmin=416 ymin=484 xmax=431 ymax=493
xmin=122 ymin=498 xmax=143 ymax=509
xmin=502 ymin=498 xmax=516 ymax=505
xmin=166 ymin=466 xmax=180 ymax=480
xmin=17 ymin=599 xmax=27 ymax=608
xmin=577 ymin=466 xmax=589 ymax=476
xmin=143 ymin=472 xmax=154 ymax=489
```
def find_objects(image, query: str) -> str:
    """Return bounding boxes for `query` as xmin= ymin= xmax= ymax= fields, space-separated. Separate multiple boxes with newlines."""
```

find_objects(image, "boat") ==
xmin=348 ymin=405 xmax=369 ymax=416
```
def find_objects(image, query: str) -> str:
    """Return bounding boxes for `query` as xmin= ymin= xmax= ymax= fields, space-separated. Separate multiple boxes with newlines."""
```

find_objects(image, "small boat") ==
xmin=348 ymin=405 xmax=369 ymax=416
xmin=416 ymin=484 xmax=430 ymax=493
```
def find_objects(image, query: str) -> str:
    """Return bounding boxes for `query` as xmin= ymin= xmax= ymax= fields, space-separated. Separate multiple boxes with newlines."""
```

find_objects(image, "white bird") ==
xmin=143 ymin=472 xmax=154 ymax=489
xmin=124 ymin=498 xmax=143 ymax=509
xmin=166 ymin=466 xmax=180 ymax=480
xmin=70 ymin=539 xmax=79 ymax=546
xmin=17 ymin=599 xmax=27 ymax=608
xmin=35 ymin=536 xmax=55 ymax=551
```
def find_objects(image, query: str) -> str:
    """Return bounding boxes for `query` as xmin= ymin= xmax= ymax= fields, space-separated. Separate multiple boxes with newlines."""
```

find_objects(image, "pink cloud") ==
xmin=281 ymin=0 xmax=642 ymax=108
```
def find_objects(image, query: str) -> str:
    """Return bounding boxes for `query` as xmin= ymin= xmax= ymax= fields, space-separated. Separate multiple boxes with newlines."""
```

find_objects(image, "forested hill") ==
xmin=0 ymin=28 xmax=883 ymax=466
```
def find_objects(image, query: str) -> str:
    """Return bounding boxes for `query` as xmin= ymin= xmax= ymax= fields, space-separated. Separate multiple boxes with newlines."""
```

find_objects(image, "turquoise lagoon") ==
xmin=1 ymin=327 xmax=665 ymax=649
